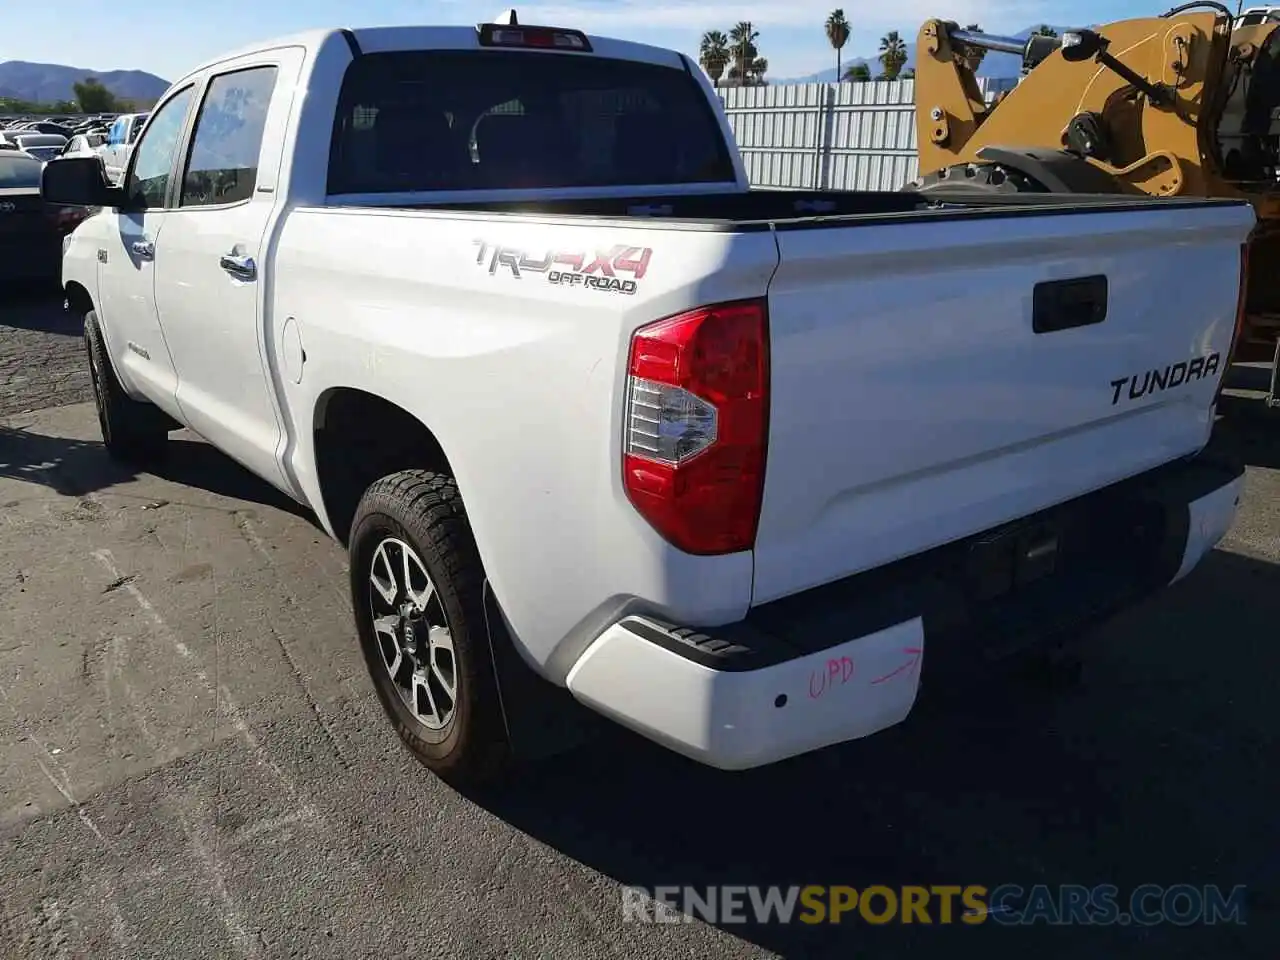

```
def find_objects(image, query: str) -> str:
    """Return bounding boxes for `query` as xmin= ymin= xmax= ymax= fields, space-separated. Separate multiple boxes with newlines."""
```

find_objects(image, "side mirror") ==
xmin=1060 ymin=29 xmax=1106 ymax=63
xmin=41 ymin=156 xmax=122 ymax=208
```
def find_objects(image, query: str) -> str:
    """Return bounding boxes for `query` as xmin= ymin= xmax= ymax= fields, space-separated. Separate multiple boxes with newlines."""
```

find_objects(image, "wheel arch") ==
xmin=64 ymin=280 xmax=95 ymax=319
xmin=311 ymin=387 xmax=455 ymax=546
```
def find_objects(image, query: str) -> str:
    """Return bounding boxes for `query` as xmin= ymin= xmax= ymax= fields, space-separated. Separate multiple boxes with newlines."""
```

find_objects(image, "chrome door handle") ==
xmin=131 ymin=239 xmax=154 ymax=259
xmin=219 ymin=253 xmax=256 ymax=281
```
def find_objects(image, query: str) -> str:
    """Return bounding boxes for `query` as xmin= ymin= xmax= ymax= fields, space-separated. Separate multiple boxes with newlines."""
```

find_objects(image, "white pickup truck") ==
xmin=42 ymin=14 xmax=1252 ymax=785
xmin=97 ymin=112 xmax=150 ymax=184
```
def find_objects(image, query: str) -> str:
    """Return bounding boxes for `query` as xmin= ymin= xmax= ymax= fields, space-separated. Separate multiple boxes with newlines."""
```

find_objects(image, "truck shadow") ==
xmin=468 ymin=548 xmax=1278 ymax=957
xmin=0 ymin=425 xmax=310 ymax=519
xmin=1213 ymin=402 xmax=1280 ymax=470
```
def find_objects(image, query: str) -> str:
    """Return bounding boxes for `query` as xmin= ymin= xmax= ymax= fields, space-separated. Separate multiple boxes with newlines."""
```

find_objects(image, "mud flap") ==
xmin=481 ymin=581 xmax=604 ymax=762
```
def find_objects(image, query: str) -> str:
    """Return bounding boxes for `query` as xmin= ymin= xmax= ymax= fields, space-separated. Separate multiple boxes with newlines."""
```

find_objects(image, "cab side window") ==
xmin=181 ymin=66 xmax=278 ymax=208
xmin=125 ymin=87 xmax=195 ymax=209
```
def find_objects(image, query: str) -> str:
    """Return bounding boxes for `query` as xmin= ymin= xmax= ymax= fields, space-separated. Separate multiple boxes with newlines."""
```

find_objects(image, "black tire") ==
xmin=349 ymin=469 xmax=511 ymax=786
xmin=84 ymin=310 xmax=170 ymax=463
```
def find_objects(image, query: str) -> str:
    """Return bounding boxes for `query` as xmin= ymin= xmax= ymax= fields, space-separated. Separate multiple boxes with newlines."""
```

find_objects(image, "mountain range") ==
xmin=774 ymin=24 xmax=1074 ymax=84
xmin=0 ymin=60 xmax=170 ymax=105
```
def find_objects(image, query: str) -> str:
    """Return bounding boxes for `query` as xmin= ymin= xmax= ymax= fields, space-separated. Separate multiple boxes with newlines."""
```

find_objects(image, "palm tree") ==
xmin=843 ymin=62 xmax=871 ymax=82
xmin=825 ymin=9 xmax=851 ymax=84
xmin=729 ymin=21 xmax=760 ymax=86
xmin=699 ymin=30 xmax=730 ymax=86
xmin=878 ymin=30 xmax=908 ymax=80
xmin=959 ymin=23 xmax=986 ymax=73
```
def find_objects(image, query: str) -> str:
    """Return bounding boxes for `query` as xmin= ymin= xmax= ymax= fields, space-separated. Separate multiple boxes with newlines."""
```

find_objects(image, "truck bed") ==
xmin=284 ymin=188 xmax=1255 ymax=640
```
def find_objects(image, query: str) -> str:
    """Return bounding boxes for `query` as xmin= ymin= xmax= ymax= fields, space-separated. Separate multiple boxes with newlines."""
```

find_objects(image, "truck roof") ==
xmin=174 ymin=23 xmax=690 ymax=86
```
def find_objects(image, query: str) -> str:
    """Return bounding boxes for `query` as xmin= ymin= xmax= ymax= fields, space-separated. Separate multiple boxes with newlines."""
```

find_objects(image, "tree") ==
xmin=1034 ymin=24 xmax=1059 ymax=37
xmin=699 ymin=30 xmax=730 ymax=86
xmin=957 ymin=23 xmax=987 ymax=73
xmin=825 ymin=9 xmax=851 ymax=84
xmin=878 ymin=30 xmax=908 ymax=80
xmin=728 ymin=21 xmax=766 ymax=85
xmin=843 ymin=62 xmax=872 ymax=82
xmin=73 ymin=77 xmax=121 ymax=113
xmin=0 ymin=96 xmax=81 ymax=114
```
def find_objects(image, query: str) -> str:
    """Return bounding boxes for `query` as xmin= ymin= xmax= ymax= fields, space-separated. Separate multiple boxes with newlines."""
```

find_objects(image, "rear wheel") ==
xmin=84 ymin=310 xmax=170 ymax=463
xmin=349 ymin=469 xmax=512 ymax=786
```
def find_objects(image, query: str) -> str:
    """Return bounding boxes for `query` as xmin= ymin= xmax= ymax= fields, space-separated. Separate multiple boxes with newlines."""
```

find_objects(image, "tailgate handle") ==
xmin=1033 ymin=275 xmax=1108 ymax=334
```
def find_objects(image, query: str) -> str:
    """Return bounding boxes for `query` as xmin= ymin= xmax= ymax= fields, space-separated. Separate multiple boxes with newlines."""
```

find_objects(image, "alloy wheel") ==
xmin=367 ymin=536 xmax=458 ymax=730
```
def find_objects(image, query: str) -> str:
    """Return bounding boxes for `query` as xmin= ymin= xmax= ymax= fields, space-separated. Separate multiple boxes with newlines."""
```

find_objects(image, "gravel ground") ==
xmin=1 ymin=294 xmax=1277 ymax=959
xmin=0 ymin=289 xmax=93 ymax=420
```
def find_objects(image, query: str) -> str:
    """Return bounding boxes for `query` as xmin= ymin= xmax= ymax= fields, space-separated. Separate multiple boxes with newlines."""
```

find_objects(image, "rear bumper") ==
xmin=565 ymin=450 xmax=1244 ymax=770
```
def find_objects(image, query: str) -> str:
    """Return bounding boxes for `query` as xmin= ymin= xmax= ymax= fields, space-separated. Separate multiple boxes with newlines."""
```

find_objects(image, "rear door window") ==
xmin=327 ymin=50 xmax=735 ymax=194
xmin=180 ymin=66 xmax=278 ymax=207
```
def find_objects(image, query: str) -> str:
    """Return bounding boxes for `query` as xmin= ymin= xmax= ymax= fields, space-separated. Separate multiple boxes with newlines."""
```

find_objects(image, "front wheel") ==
xmin=84 ymin=310 xmax=170 ymax=463
xmin=349 ymin=469 xmax=512 ymax=786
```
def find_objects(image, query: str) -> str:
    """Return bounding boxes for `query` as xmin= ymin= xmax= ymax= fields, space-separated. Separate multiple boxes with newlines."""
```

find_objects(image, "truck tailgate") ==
xmin=752 ymin=201 xmax=1253 ymax=605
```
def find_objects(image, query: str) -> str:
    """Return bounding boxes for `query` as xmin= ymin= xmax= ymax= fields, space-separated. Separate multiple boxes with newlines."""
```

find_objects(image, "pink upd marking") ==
xmin=807 ymin=655 xmax=856 ymax=699
xmin=870 ymin=647 xmax=922 ymax=685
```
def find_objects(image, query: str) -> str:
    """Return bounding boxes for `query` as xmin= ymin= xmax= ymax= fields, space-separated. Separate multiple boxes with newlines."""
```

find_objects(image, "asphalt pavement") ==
xmin=1 ymin=293 xmax=1277 ymax=959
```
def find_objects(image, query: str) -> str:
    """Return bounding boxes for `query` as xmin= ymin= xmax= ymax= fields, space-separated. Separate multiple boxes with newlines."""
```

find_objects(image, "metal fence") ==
xmin=718 ymin=78 xmax=1018 ymax=192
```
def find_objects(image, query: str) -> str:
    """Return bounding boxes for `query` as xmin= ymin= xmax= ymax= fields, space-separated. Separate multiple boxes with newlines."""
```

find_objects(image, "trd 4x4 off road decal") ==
xmin=472 ymin=240 xmax=652 ymax=295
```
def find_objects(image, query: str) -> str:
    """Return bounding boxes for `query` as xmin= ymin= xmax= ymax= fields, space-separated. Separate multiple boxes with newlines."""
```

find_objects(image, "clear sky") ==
xmin=2 ymin=0 xmax=1174 ymax=83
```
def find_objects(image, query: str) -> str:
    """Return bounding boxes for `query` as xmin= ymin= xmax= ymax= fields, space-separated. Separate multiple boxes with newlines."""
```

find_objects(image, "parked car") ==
xmin=5 ymin=132 xmax=69 ymax=162
xmin=60 ymin=132 xmax=107 ymax=159
xmin=1 ymin=120 xmax=66 ymax=135
xmin=0 ymin=151 xmax=89 ymax=285
xmin=43 ymin=19 xmax=1254 ymax=784
xmin=25 ymin=121 xmax=72 ymax=136
xmin=98 ymin=112 xmax=148 ymax=182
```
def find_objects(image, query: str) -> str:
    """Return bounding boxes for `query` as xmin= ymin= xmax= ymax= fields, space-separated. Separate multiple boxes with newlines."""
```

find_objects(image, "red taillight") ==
xmin=622 ymin=299 xmax=769 ymax=556
xmin=1215 ymin=240 xmax=1251 ymax=407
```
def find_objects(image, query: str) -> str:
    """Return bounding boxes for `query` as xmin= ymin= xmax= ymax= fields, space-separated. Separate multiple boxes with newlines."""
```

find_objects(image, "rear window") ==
xmin=0 ymin=154 xmax=42 ymax=188
xmin=18 ymin=135 xmax=66 ymax=147
xmin=327 ymin=50 xmax=735 ymax=194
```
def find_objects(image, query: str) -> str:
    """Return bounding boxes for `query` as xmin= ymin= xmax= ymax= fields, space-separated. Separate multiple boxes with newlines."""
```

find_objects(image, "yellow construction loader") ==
xmin=907 ymin=4 xmax=1280 ymax=405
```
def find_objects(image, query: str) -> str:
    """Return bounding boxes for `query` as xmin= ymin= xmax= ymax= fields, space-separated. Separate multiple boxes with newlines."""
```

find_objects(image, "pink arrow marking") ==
xmin=870 ymin=647 xmax=922 ymax=685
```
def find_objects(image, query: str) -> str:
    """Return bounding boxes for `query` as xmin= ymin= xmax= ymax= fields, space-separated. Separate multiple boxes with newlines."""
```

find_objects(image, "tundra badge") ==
xmin=1110 ymin=352 xmax=1221 ymax=405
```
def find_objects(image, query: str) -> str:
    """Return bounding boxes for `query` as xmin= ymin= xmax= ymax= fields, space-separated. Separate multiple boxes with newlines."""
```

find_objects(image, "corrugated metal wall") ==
xmin=718 ymin=78 xmax=1018 ymax=191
